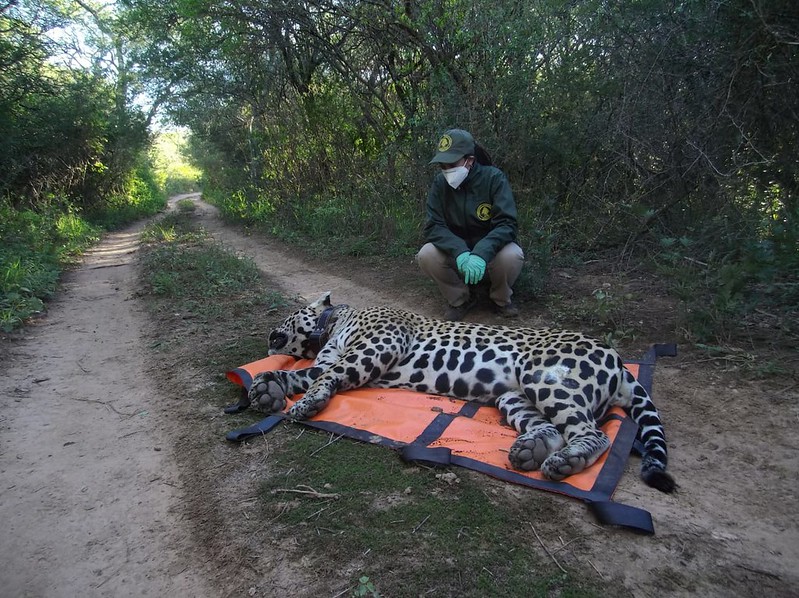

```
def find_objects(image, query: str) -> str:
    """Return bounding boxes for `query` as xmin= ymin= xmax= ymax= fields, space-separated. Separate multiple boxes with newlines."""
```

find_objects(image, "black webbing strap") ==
xmin=225 ymin=412 xmax=408 ymax=449
xmin=400 ymin=445 xmax=453 ymax=467
xmin=588 ymin=501 xmax=655 ymax=534
xmin=398 ymin=406 xmax=654 ymax=533
xmin=225 ymin=414 xmax=284 ymax=441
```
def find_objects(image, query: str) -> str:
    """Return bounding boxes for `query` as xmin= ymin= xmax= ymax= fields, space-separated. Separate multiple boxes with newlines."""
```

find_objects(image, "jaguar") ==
xmin=239 ymin=292 xmax=676 ymax=492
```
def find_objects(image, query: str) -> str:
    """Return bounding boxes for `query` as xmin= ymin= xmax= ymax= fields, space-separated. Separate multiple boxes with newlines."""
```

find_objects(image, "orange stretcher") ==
xmin=225 ymin=344 xmax=677 ymax=534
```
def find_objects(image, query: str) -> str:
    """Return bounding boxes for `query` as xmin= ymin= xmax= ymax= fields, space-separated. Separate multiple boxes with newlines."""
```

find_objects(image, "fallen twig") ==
xmin=309 ymin=433 xmax=343 ymax=456
xmin=412 ymin=514 xmax=431 ymax=534
xmin=305 ymin=502 xmax=334 ymax=520
xmin=272 ymin=485 xmax=340 ymax=499
xmin=529 ymin=522 xmax=567 ymax=574
xmin=551 ymin=536 xmax=583 ymax=554
xmin=588 ymin=559 xmax=605 ymax=579
xmin=268 ymin=502 xmax=293 ymax=523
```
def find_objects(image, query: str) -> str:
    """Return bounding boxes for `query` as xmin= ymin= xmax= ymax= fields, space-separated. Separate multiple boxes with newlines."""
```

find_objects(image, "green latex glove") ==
xmin=463 ymin=254 xmax=486 ymax=285
xmin=456 ymin=251 xmax=471 ymax=273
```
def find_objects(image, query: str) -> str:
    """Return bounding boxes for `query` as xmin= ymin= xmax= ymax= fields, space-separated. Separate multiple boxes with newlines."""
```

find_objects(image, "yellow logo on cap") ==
xmin=438 ymin=134 xmax=453 ymax=152
xmin=476 ymin=203 xmax=492 ymax=221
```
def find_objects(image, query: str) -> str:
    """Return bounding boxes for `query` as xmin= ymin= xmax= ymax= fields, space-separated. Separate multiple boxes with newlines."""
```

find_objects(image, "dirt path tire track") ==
xmin=0 ymin=218 xmax=211 ymax=596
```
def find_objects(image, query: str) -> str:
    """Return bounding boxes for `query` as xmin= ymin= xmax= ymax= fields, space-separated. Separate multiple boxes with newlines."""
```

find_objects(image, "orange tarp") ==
xmin=227 ymin=356 xmax=641 ymax=492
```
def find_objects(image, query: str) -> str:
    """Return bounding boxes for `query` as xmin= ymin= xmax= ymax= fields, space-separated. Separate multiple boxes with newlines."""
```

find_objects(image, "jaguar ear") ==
xmin=308 ymin=291 xmax=333 ymax=310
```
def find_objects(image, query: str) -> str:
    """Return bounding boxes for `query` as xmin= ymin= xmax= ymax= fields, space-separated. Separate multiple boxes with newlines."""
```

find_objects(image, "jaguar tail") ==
xmin=619 ymin=368 xmax=677 ymax=493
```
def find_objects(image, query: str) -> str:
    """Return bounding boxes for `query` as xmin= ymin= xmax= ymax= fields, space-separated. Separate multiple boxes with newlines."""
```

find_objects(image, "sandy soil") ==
xmin=0 ymin=217 xmax=211 ymax=596
xmin=1 ymin=193 xmax=797 ymax=597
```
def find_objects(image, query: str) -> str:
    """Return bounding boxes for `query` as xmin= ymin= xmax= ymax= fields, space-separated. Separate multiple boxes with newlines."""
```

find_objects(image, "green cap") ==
xmin=429 ymin=129 xmax=475 ymax=164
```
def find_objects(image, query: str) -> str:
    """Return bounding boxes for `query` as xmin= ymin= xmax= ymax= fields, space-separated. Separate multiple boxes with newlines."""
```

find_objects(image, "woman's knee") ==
xmin=416 ymin=242 xmax=447 ymax=269
xmin=492 ymin=243 xmax=524 ymax=270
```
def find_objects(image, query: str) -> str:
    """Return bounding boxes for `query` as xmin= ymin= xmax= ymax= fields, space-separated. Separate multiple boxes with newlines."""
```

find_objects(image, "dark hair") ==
xmin=473 ymin=143 xmax=493 ymax=166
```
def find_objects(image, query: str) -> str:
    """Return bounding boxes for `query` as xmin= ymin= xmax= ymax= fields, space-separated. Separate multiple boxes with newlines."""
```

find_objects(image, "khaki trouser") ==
xmin=416 ymin=242 xmax=524 ymax=307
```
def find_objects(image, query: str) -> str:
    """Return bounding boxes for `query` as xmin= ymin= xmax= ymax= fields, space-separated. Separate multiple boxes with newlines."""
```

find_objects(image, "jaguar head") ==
xmin=267 ymin=292 xmax=333 ymax=359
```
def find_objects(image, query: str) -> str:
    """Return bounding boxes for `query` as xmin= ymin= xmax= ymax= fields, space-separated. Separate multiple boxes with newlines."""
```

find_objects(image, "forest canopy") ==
xmin=2 ymin=0 xmax=797 ymax=337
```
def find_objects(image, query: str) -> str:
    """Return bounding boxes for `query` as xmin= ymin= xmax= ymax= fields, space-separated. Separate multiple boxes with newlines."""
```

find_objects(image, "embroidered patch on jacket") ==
xmin=476 ymin=203 xmax=492 ymax=221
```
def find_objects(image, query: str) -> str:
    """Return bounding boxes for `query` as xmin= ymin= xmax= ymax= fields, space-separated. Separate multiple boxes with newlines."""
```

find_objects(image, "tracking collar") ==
xmin=308 ymin=304 xmax=348 ymax=355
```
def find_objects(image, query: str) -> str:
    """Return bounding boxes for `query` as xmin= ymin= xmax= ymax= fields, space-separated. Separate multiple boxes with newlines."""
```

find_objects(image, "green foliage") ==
xmin=654 ymin=191 xmax=798 ymax=344
xmin=86 ymin=164 xmax=167 ymax=229
xmin=1 ymin=0 xmax=162 ymax=220
xmin=0 ymin=199 xmax=100 ymax=331
xmin=150 ymin=131 xmax=202 ymax=196
xmin=206 ymin=187 xmax=277 ymax=223
xmin=353 ymin=576 xmax=380 ymax=598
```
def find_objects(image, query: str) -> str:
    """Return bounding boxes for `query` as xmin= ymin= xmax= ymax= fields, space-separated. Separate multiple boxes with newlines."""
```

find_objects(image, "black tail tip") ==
xmin=642 ymin=468 xmax=677 ymax=493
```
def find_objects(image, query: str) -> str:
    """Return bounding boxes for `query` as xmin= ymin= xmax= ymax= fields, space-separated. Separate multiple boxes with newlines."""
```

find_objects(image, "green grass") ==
xmin=256 ymin=426 xmax=599 ymax=597
xmin=0 ymin=200 xmax=101 ymax=331
xmin=175 ymin=198 xmax=197 ymax=213
xmin=140 ymin=213 xmax=283 ymax=320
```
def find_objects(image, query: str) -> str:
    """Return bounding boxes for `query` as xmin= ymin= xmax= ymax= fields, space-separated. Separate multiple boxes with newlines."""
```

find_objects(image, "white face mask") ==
xmin=442 ymin=165 xmax=469 ymax=189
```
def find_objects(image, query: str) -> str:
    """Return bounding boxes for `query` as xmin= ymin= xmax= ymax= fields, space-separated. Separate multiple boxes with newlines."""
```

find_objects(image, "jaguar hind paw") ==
xmin=541 ymin=453 xmax=589 ymax=480
xmin=508 ymin=428 xmax=565 ymax=472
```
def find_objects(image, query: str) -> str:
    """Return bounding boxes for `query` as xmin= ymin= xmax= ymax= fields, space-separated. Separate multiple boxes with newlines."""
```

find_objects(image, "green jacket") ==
xmin=423 ymin=162 xmax=518 ymax=263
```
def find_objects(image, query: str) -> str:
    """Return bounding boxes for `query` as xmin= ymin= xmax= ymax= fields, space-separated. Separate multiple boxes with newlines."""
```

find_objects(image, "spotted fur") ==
xmin=244 ymin=293 xmax=676 ymax=492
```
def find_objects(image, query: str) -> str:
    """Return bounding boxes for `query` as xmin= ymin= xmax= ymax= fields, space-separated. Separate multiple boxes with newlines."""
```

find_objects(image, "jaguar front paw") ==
xmin=287 ymin=398 xmax=320 ymax=421
xmin=248 ymin=372 xmax=288 ymax=413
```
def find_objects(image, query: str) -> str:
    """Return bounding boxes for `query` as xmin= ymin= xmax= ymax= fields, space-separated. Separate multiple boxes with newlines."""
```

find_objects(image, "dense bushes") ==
xmin=124 ymin=0 xmax=795 ymax=341
xmin=85 ymin=163 xmax=166 ymax=230
xmin=150 ymin=132 xmax=202 ymax=197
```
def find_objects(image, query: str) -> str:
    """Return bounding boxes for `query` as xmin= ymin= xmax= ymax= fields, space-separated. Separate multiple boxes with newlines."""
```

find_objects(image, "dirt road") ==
xmin=1 ymin=194 xmax=797 ymax=597
xmin=0 ymin=219 xmax=210 ymax=596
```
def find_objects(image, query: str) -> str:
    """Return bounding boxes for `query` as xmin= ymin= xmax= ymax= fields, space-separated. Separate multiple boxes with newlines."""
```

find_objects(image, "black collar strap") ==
xmin=309 ymin=304 xmax=348 ymax=354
